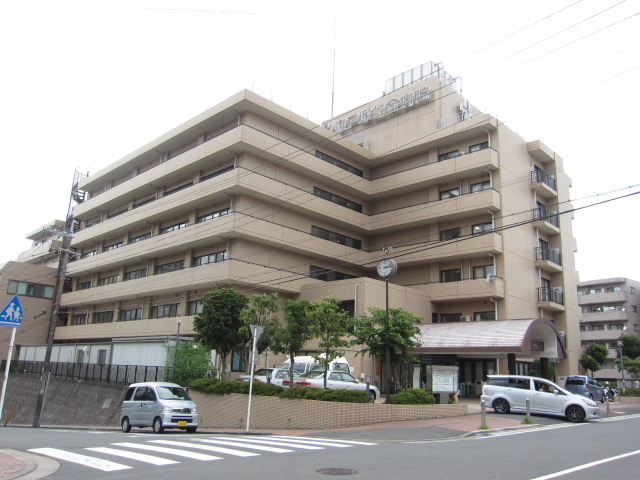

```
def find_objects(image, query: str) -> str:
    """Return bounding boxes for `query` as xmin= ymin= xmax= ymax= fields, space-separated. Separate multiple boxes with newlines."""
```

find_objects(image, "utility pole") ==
xmin=32 ymin=171 xmax=85 ymax=428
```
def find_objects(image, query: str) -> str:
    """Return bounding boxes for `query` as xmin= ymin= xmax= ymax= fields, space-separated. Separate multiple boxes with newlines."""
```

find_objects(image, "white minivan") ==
xmin=277 ymin=355 xmax=351 ymax=375
xmin=120 ymin=382 xmax=199 ymax=434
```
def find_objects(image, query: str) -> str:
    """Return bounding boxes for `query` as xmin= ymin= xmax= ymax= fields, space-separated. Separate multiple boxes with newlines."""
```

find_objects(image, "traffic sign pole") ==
xmin=0 ymin=326 xmax=17 ymax=422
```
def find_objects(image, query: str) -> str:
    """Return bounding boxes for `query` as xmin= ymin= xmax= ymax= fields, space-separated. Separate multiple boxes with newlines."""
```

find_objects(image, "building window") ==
xmin=578 ymin=289 xmax=587 ymax=296
xmin=200 ymin=165 xmax=234 ymax=182
xmin=133 ymin=197 xmax=155 ymax=209
xmin=438 ymin=150 xmax=460 ymax=161
xmin=580 ymin=325 xmax=588 ymax=331
xmin=125 ymin=268 xmax=147 ymax=281
xmin=104 ymin=242 xmax=123 ymax=251
xmin=193 ymin=251 xmax=228 ymax=266
xmin=440 ymin=227 xmax=460 ymax=241
xmin=231 ymin=350 xmax=246 ymax=372
xmin=198 ymin=208 xmax=230 ymax=223
xmin=470 ymin=181 xmax=491 ymax=193
xmin=311 ymin=226 xmax=361 ymax=249
xmin=97 ymin=349 xmax=107 ymax=365
xmin=591 ymin=324 xmax=605 ymax=331
xmin=164 ymin=182 xmax=193 ymax=197
xmin=469 ymin=142 xmax=489 ymax=153
xmin=160 ymin=222 xmax=188 ymax=234
xmin=93 ymin=311 xmax=114 ymax=324
xmin=130 ymin=232 xmax=151 ymax=244
xmin=120 ymin=308 xmax=143 ymax=321
xmin=71 ymin=314 xmax=87 ymax=325
xmin=474 ymin=311 xmax=496 ymax=321
xmin=81 ymin=250 xmax=96 ymax=258
xmin=631 ymin=287 xmax=636 ymax=294
xmin=609 ymin=324 xmax=625 ymax=330
xmin=441 ymin=313 xmax=463 ymax=323
xmin=309 ymin=266 xmax=357 ymax=282
xmin=155 ymin=261 xmax=185 ymax=275
xmin=188 ymin=300 xmax=203 ymax=316
xmin=605 ymin=286 xmax=621 ymax=293
xmin=98 ymin=275 xmax=119 ymax=286
xmin=313 ymin=187 xmax=362 ymax=212
xmin=439 ymin=188 xmax=460 ymax=200
xmin=7 ymin=280 xmax=54 ymax=299
xmin=76 ymin=281 xmax=92 ymax=290
xmin=150 ymin=304 xmax=179 ymax=318
xmin=472 ymin=222 xmax=493 ymax=235
xmin=473 ymin=265 xmax=495 ymax=279
xmin=633 ymin=306 xmax=638 ymax=313
xmin=589 ymin=288 xmax=602 ymax=295
xmin=315 ymin=150 xmax=364 ymax=177
xmin=634 ymin=324 xmax=639 ymax=331
xmin=440 ymin=269 xmax=462 ymax=283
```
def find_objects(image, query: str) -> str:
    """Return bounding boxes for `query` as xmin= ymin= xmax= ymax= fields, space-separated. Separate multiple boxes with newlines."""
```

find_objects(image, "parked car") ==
xmin=564 ymin=375 xmax=605 ymax=402
xmin=285 ymin=370 xmax=379 ymax=401
xmin=481 ymin=375 xmax=600 ymax=423
xmin=238 ymin=368 xmax=290 ymax=387
xmin=120 ymin=382 xmax=198 ymax=434
xmin=277 ymin=355 xmax=351 ymax=375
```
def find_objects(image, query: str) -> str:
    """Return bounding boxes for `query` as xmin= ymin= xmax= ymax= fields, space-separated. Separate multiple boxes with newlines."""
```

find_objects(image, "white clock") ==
xmin=376 ymin=258 xmax=397 ymax=278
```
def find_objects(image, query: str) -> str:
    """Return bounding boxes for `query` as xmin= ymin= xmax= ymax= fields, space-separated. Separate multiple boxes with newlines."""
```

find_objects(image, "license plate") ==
xmin=178 ymin=421 xmax=187 ymax=427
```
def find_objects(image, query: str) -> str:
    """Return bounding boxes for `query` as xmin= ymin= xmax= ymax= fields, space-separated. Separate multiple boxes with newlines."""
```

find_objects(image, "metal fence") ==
xmin=3 ymin=360 xmax=169 ymax=384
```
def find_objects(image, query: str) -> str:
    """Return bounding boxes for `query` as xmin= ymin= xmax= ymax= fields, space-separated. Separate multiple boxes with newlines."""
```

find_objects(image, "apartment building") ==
xmin=578 ymin=277 xmax=640 ymax=382
xmin=25 ymin=62 xmax=579 ymax=387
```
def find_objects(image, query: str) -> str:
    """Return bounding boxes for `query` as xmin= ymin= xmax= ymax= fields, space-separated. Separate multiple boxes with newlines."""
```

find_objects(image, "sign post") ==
xmin=245 ymin=325 xmax=264 ymax=433
xmin=0 ymin=294 xmax=25 ymax=422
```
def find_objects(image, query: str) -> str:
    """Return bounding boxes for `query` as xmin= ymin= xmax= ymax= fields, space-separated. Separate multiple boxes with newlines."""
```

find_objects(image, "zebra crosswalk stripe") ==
xmin=245 ymin=436 xmax=353 ymax=448
xmin=207 ymin=437 xmax=324 ymax=450
xmin=272 ymin=435 xmax=378 ymax=446
xmin=86 ymin=447 xmax=179 ymax=465
xmin=111 ymin=442 xmax=220 ymax=461
xmin=150 ymin=440 xmax=259 ymax=457
xmin=198 ymin=438 xmax=293 ymax=453
xmin=28 ymin=448 xmax=131 ymax=472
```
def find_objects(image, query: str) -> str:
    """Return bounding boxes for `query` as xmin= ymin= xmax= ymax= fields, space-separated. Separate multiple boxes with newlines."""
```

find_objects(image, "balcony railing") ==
xmin=535 ymin=246 xmax=562 ymax=266
xmin=531 ymin=170 xmax=556 ymax=191
xmin=538 ymin=287 xmax=564 ymax=305
xmin=533 ymin=207 xmax=559 ymax=228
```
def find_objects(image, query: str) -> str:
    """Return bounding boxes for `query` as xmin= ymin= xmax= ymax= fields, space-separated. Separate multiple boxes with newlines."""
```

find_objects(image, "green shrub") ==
xmin=188 ymin=379 xmax=283 ymax=396
xmin=390 ymin=388 xmax=436 ymax=405
xmin=278 ymin=387 xmax=369 ymax=403
xmin=620 ymin=387 xmax=640 ymax=397
xmin=189 ymin=378 xmax=220 ymax=393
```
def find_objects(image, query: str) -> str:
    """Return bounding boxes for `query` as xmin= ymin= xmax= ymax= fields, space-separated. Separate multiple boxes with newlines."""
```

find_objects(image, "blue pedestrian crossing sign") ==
xmin=0 ymin=294 xmax=24 ymax=327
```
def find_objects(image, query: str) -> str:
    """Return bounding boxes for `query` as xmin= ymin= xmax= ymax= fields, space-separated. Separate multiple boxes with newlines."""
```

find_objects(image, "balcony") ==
xmin=537 ymin=287 xmax=565 ymax=311
xmin=580 ymin=310 xmax=632 ymax=323
xmin=530 ymin=170 xmax=557 ymax=199
xmin=532 ymin=207 xmax=560 ymax=235
xmin=578 ymin=290 xmax=628 ymax=306
xmin=580 ymin=330 xmax=622 ymax=343
xmin=427 ymin=277 xmax=505 ymax=302
xmin=534 ymin=246 xmax=562 ymax=273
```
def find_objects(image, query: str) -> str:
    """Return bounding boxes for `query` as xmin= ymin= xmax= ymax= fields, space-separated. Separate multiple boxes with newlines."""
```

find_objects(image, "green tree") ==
xmin=351 ymin=307 xmax=422 ymax=400
xmin=527 ymin=360 xmax=556 ymax=380
xmin=579 ymin=354 xmax=601 ymax=376
xmin=165 ymin=340 xmax=217 ymax=386
xmin=617 ymin=335 xmax=640 ymax=359
xmin=270 ymin=299 xmax=314 ymax=385
xmin=585 ymin=343 xmax=608 ymax=366
xmin=238 ymin=292 xmax=281 ymax=373
xmin=192 ymin=288 xmax=249 ymax=379
xmin=622 ymin=357 xmax=640 ymax=380
xmin=307 ymin=296 xmax=352 ymax=388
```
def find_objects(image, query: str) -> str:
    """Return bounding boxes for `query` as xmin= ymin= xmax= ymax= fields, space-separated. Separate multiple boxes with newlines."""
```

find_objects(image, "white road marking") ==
xmin=529 ymin=449 xmax=640 ymax=480
xmin=86 ymin=447 xmax=179 ymax=465
xmin=208 ymin=436 xmax=324 ymax=450
xmin=272 ymin=435 xmax=377 ymax=446
xmin=150 ymin=440 xmax=259 ymax=457
xmin=28 ymin=448 xmax=131 ymax=471
xmin=245 ymin=436 xmax=352 ymax=448
xmin=198 ymin=439 xmax=293 ymax=453
xmin=111 ymin=442 xmax=220 ymax=461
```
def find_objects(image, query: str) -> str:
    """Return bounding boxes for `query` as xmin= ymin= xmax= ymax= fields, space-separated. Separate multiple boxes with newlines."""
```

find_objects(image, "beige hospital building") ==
xmin=11 ymin=63 xmax=582 ymax=393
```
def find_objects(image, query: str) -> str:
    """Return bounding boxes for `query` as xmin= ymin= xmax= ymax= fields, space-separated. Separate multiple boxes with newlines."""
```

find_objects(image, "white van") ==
xmin=120 ymin=382 xmax=198 ymax=434
xmin=278 ymin=356 xmax=351 ymax=375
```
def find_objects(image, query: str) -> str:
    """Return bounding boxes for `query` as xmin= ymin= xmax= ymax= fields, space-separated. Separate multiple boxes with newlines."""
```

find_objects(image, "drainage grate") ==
xmin=317 ymin=468 xmax=359 ymax=476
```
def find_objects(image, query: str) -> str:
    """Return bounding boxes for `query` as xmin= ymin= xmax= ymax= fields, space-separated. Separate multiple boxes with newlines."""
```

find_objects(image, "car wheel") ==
xmin=186 ymin=427 xmax=197 ymax=433
xmin=566 ymin=405 xmax=585 ymax=423
xmin=368 ymin=390 xmax=376 ymax=403
xmin=121 ymin=417 xmax=131 ymax=433
xmin=493 ymin=398 xmax=510 ymax=414
xmin=152 ymin=417 xmax=164 ymax=434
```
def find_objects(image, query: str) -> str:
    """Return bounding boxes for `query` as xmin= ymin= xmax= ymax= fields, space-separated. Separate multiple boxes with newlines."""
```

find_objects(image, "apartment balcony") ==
xmin=399 ymin=232 xmax=503 ymax=265
xmin=578 ymin=291 xmax=628 ymax=306
xmin=54 ymin=316 xmax=197 ymax=342
xmin=534 ymin=246 xmax=562 ymax=273
xmin=532 ymin=207 xmax=560 ymax=235
xmin=530 ymin=170 xmax=557 ymax=199
xmin=427 ymin=277 xmax=505 ymax=302
xmin=580 ymin=330 xmax=622 ymax=343
xmin=62 ymin=259 xmax=307 ymax=306
xmin=580 ymin=310 xmax=632 ymax=323
xmin=16 ymin=238 xmax=62 ymax=263
xmin=536 ymin=287 xmax=565 ymax=312
xmin=527 ymin=140 xmax=556 ymax=164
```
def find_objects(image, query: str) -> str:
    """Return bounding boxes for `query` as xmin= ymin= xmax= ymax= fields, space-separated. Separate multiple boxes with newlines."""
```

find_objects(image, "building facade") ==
xmin=578 ymin=277 xmax=640 ymax=383
xmin=21 ymin=63 xmax=580 ymax=388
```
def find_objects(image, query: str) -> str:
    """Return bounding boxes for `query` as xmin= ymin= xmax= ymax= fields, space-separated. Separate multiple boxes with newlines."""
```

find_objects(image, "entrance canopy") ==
xmin=413 ymin=318 xmax=566 ymax=359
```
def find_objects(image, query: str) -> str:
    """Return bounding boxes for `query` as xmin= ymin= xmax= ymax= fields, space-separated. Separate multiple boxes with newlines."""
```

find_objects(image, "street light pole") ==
xmin=617 ymin=340 xmax=625 ymax=393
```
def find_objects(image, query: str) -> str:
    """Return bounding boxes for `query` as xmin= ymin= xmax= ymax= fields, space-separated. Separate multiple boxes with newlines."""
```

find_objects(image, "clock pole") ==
xmin=377 ymin=252 xmax=397 ymax=404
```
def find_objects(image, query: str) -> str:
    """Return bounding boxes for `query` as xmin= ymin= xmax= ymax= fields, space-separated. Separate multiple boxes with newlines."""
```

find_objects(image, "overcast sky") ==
xmin=2 ymin=0 xmax=639 ymax=282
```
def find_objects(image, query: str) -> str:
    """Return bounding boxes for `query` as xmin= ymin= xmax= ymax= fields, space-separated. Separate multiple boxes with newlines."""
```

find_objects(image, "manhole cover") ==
xmin=317 ymin=468 xmax=358 ymax=476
